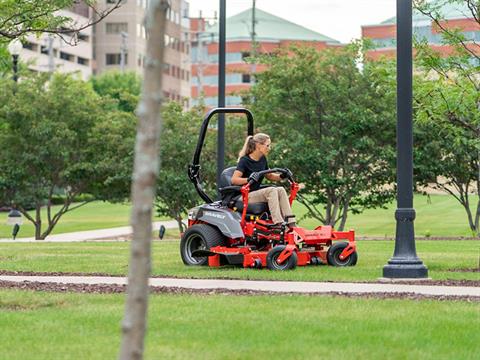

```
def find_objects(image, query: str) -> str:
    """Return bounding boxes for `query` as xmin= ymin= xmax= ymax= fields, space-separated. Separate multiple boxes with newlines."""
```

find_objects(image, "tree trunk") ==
xmin=175 ymin=215 xmax=184 ymax=233
xmin=338 ymin=199 xmax=349 ymax=231
xmin=119 ymin=1 xmax=168 ymax=359
xmin=475 ymin=199 xmax=479 ymax=237
xmin=35 ymin=205 xmax=42 ymax=240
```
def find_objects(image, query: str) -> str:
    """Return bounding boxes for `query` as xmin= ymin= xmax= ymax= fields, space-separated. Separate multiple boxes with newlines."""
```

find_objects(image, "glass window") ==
xmin=78 ymin=33 xmax=89 ymax=42
xmin=78 ymin=57 xmax=89 ymax=66
xmin=106 ymin=53 xmax=127 ymax=65
xmin=23 ymin=42 xmax=38 ymax=51
xmin=106 ymin=22 xmax=128 ymax=34
xmin=226 ymin=52 xmax=242 ymax=63
xmin=60 ymin=52 xmax=74 ymax=62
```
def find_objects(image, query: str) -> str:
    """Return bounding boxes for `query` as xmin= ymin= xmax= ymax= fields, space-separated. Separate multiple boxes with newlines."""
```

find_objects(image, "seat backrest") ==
xmin=218 ymin=166 xmax=236 ymax=190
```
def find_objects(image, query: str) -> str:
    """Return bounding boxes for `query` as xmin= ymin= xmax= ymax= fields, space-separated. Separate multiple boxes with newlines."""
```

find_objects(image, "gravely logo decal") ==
xmin=204 ymin=211 xmax=226 ymax=220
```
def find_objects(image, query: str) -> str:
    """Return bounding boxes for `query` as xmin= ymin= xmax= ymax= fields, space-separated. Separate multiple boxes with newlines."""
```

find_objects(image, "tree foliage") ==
xmin=413 ymin=0 xmax=479 ymax=235
xmin=249 ymin=44 xmax=397 ymax=230
xmin=0 ymin=0 xmax=123 ymax=44
xmin=91 ymin=71 xmax=142 ymax=113
xmin=155 ymin=102 xmax=246 ymax=232
xmin=0 ymin=73 xmax=135 ymax=239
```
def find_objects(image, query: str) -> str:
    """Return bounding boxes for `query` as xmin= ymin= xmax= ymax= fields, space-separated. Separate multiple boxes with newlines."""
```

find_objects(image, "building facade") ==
xmin=362 ymin=2 xmax=480 ymax=61
xmin=17 ymin=6 xmax=93 ymax=80
xmin=93 ymin=0 xmax=191 ymax=103
xmin=190 ymin=8 xmax=342 ymax=107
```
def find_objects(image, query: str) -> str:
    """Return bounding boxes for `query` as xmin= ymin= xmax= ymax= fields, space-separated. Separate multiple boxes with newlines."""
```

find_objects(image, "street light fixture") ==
xmin=7 ymin=209 xmax=23 ymax=240
xmin=7 ymin=39 xmax=22 ymax=83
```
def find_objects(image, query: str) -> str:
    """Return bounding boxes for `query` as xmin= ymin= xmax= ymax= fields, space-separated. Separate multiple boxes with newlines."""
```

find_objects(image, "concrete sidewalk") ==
xmin=1 ymin=275 xmax=479 ymax=297
xmin=0 ymin=220 xmax=178 ymax=242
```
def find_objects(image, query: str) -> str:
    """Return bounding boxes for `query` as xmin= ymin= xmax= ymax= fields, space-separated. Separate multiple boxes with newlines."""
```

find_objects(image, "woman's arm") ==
xmin=231 ymin=170 xmax=249 ymax=185
xmin=265 ymin=173 xmax=282 ymax=182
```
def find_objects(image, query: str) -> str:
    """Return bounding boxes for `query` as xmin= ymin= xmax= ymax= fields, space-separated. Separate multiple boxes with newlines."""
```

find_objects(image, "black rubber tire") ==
xmin=266 ymin=245 xmax=298 ymax=270
xmin=180 ymin=224 xmax=226 ymax=266
xmin=327 ymin=241 xmax=358 ymax=267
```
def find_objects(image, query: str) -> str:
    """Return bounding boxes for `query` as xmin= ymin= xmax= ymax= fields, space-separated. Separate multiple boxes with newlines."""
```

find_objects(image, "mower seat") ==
xmin=232 ymin=195 xmax=269 ymax=214
xmin=218 ymin=166 xmax=270 ymax=215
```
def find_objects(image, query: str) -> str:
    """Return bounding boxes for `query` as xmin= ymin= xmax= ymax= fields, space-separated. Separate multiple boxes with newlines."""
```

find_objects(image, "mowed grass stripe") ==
xmin=0 ymin=290 xmax=478 ymax=360
xmin=0 ymin=240 xmax=477 ymax=281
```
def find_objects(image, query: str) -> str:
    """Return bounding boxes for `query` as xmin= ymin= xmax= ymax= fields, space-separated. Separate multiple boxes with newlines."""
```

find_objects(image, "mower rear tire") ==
xmin=266 ymin=245 xmax=297 ymax=270
xmin=180 ymin=224 xmax=226 ymax=266
xmin=327 ymin=241 xmax=358 ymax=267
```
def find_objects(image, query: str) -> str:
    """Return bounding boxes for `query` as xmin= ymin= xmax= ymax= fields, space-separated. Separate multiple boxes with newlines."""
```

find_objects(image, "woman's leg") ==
xmin=276 ymin=187 xmax=295 ymax=224
xmin=248 ymin=187 xmax=284 ymax=224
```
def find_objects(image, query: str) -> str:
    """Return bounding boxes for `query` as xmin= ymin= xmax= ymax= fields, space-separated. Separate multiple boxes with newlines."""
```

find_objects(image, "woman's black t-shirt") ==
xmin=236 ymin=155 xmax=268 ymax=191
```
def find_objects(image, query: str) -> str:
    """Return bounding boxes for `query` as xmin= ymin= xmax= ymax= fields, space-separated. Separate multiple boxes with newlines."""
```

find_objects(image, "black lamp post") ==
xmin=216 ymin=0 xmax=226 ymax=193
xmin=7 ymin=39 xmax=22 ymax=83
xmin=383 ymin=0 xmax=428 ymax=279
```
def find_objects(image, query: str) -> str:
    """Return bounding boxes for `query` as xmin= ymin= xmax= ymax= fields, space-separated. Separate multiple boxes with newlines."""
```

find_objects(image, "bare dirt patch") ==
xmin=0 ymin=280 xmax=478 ymax=302
xmin=1 ymin=270 xmax=479 ymax=287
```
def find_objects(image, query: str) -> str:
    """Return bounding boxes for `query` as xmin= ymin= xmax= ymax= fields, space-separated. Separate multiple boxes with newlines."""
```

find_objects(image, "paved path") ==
xmin=0 ymin=220 xmax=178 ymax=242
xmin=1 ymin=275 xmax=479 ymax=297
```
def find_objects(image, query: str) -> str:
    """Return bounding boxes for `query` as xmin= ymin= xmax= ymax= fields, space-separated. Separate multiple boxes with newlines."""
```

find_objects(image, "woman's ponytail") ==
xmin=238 ymin=135 xmax=255 ymax=161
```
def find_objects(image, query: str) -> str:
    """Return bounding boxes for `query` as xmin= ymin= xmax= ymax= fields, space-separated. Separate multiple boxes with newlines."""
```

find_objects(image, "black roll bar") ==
xmin=188 ymin=107 xmax=254 ymax=203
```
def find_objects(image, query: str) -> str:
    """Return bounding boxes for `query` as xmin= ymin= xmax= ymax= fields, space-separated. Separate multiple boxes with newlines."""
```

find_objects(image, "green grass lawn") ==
xmin=0 ymin=194 xmax=475 ymax=239
xmin=0 ymin=201 xmax=168 ymax=239
xmin=0 ymin=240 xmax=478 ymax=281
xmin=0 ymin=289 xmax=478 ymax=360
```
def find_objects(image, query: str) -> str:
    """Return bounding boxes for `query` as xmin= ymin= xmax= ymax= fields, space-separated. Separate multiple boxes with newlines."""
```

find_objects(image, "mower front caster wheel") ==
xmin=266 ymin=245 xmax=297 ymax=270
xmin=327 ymin=241 xmax=358 ymax=267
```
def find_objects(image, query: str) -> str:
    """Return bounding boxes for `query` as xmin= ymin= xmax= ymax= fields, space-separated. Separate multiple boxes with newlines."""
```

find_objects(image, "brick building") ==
xmin=362 ymin=2 xmax=480 ymax=61
xmin=190 ymin=8 xmax=342 ymax=107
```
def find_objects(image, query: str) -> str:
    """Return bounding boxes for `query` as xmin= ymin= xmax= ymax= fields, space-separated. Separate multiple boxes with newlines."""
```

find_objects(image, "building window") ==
xmin=23 ymin=42 xmax=38 ymax=51
xmin=226 ymin=52 xmax=243 ymax=63
xmin=241 ymin=52 xmax=251 ymax=60
xmin=106 ymin=53 xmax=127 ymax=65
xmin=60 ymin=52 xmax=74 ymax=62
xmin=78 ymin=33 xmax=90 ymax=42
xmin=78 ymin=57 xmax=89 ymax=66
xmin=242 ymin=74 xmax=251 ymax=83
xmin=106 ymin=22 xmax=128 ymax=34
xmin=186 ymin=71 xmax=190 ymax=81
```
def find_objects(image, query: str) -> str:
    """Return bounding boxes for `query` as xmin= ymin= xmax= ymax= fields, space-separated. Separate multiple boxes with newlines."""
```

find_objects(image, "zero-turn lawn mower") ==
xmin=181 ymin=107 xmax=358 ymax=270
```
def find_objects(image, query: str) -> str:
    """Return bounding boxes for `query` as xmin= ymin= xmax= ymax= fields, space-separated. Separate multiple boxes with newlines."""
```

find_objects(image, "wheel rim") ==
xmin=333 ymin=248 xmax=350 ymax=266
xmin=184 ymin=233 xmax=207 ymax=264
xmin=271 ymin=252 xmax=288 ymax=270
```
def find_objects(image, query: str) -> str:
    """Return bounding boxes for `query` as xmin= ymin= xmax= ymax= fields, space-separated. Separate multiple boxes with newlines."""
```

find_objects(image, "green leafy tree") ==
xmin=155 ymin=102 xmax=210 ymax=232
xmin=0 ymin=73 xmax=135 ymax=239
xmin=413 ymin=0 xmax=479 ymax=235
xmin=155 ymin=102 xmax=246 ymax=232
xmin=249 ymin=44 xmax=397 ymax=230
xmin=91 ymin=71 xmax=142 ymax=113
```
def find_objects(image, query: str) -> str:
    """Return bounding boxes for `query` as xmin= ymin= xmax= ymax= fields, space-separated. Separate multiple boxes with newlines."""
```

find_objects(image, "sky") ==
xmin=186 ymin=0 xmax=397 ymax=43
